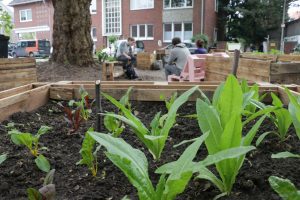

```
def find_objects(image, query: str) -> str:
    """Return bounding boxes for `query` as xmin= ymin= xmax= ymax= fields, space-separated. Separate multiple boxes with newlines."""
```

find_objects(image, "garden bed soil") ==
xmin=0 ymin=100 xmax=300 ymax=200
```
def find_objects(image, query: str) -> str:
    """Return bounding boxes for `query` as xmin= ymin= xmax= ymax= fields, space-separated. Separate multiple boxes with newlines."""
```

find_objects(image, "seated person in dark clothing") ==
xmin=195 ymin=40 xmax=208 ymax=54
xmin=116 ymin=37 xmax=138 ymax=79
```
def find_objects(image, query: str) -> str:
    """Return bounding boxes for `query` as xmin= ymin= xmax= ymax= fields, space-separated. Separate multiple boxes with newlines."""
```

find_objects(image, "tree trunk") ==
xmin=52 ymin=0 xmax=94 ymax=66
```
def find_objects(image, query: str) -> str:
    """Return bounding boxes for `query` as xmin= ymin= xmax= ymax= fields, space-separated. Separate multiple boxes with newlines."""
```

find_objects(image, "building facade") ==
xmin=284 ymin=19 xmax=300 ymax=53
xmin=10 ymin=0 xmax=218 ymax=52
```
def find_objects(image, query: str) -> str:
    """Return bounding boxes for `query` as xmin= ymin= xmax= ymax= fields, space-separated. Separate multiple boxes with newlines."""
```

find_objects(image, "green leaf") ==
xmin=217 ymin=75 xmax=243 ymax=127
xmin=27 ymin=188 xmax=43 ymax=200
xmin=271 ymin=92 xmax=283 ymax=107
xmin=9 ymin=131 xmax=33 ymax=150
xmin=273 ymin=108 xmax=292 ymax=140
xmin=196 ymin=166 xmax=224 ymax=192
xmin=285 ymin=88 xmax=300 ymax=140
xmin=212 ymin=83 xmax=224 ymax=107
xmin=0 ymin=153 xmax=8 ymax=165
xmin=256 ymin=131 xmax=273 ymax=146
xmin=37 ymin=126 xmax=52 ymax=137
xmin=269 ymin=176 xmax=300 ymax=200
xmin=272 ymin=152 xmax=300 ymax=159
xmin=242 ymin=115 xmax=267 ymax=146
xmin=119 ymin=86 xmax=133 ymax=109
xmin=196 ymin=98 xmax=223 ymax=154
xmin=43 ymin=169 xmax=56 ymax=186
xmin=243 ymin=105 xmax=276 ymax=126
xmin=88 ymin=131 xmax=155 ymax=200
xmin=35 ymin=155 xmax=50 ymax=173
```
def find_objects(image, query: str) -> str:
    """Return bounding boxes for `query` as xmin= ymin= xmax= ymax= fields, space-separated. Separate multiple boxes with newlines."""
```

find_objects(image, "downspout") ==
xmin=201 ymin=0 xmax=204 ymax=34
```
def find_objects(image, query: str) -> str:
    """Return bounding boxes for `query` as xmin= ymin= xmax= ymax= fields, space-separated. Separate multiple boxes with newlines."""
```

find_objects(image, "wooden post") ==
xmin=95 ymin=80 xmax=102 ymax=132
xmin=231 ymin=49 xmax=240 ymax=77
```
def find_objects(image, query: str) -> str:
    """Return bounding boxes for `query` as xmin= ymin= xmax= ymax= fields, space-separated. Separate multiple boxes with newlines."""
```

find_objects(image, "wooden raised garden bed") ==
xmin=0 ymin=80 xmax=299 ymax=199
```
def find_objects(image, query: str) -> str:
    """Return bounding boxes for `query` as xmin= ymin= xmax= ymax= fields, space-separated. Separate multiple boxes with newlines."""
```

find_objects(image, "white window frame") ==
xmin=91 ymin=27 xmax=97 ymax=41
xmin=130 ymin=0 xmax=154 ymax=10
xmin=215 ymin=0 xmax=218 ymax=12
xmin=102 ymin=0 xmax=122 ymax=36
xmin=163 ymin=22 xmax=193 ymax=43
xmin=19 ymin=9 xmax=32 ymax=22
xmin=130 ymin=24 xmax=154 ymax=40
xmin=90 ymin=0 xmax=97 ymax=14
xmin=164 ymin=0 xmax=193 ymax=10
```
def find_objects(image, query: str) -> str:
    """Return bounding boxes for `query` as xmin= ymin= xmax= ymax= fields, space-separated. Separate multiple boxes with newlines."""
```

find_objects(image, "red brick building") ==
xmin=9 ymin=0 xmax=218 ymax=52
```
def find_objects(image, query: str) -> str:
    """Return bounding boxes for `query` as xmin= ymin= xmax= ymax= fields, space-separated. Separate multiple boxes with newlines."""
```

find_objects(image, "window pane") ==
xmin=147 ymin=25 xmax=153 ymax=38
xmin=171 ymin=0 xmax=185 ymax=8
xmin=131 ymin=0 xmax=153 ymax=9
xmin=131 ymin=25 xmax=137 ymax=37
xmin=27 ymin=10 xmax=32 ymax=20
xmin=92 ymin=28 xmax=97 ymax=37
xmin=164 ymin=0 xmax=170 ymax=8
xmin=140 ymin=25 xmax=145 ymax=37
xmin=164 ymin=24 xmax=172 ymax=41
xmin=174 ymin=23 xmax=182 ymax=38
xmin=184 ymin=23 xmax=192 ymax=41
xmin=186 ymin=0 xmax=193 ymax=6
xmin=90 ymin=0 xmax=97 ymax=13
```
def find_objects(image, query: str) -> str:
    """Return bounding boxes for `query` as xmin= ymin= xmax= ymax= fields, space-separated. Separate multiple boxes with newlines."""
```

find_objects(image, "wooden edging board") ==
xmin=1 ymin=81 xmax=300 ymax=122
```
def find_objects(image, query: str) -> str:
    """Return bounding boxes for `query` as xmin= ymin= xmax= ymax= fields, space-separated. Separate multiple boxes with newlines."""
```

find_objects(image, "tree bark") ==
xmin=52 ymin=0 xmax=94 ymax=66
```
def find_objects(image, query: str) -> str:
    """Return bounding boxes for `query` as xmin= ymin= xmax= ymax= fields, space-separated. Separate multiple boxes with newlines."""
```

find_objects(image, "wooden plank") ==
xmin=270 ymin=74 xmax=300 ymax=84
xmin=277 ymin=55 xmax=300 ymax=62
xmin=271 ymin=63 xmax=300 ymax=74
xmin=240 ymin=53 xmax=277 ymax=62
xmin=50 ymin=87 xmax=74 ymax=100
xmin=0 ymin=79 xmax=37 ymax=91
xmin=0 ymin=85 xmax=50 ymax=122
xmin=277 ymin=86 xmax=300 ymax=105
xmin=0 ymin=58 xmax=35 ymax=65
xmin=0 ymin=84 xmax=33 ymax=100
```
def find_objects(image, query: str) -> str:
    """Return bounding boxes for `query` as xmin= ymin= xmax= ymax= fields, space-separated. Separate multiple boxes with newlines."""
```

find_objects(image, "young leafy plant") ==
xmin=8 ymin=126 xmax=52 ymax=172
xmin=77 ymin=127 xmax=101 ymax=177
xmin=195 ymin=75 xmax=267 ymax=195
xmin=0 ymin=153 xmax=7 ymax=165
xmin=269 ymin=176 xmax=300 ymax=200
xmin=104 ymin=87 xmax=132 ymax=137
xmin=160 ymin=92 xmax=178 ymax=112
xmin=58 ymin=102 xmax=83 ymax=134
xmin=256 ymin=92 xmax=292 ymax=145
xmin=101 ymin=86 xmax=198 ymax=160
xmin=285 ymin=88 xmax=300 ymax=140
xmin=88 ymin=131 xmax=255 ymax=200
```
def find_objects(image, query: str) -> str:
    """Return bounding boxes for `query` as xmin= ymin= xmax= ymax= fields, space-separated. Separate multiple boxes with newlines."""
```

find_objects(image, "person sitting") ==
xmin=164 ymin=37 xmax=191 ymax=80
xmin=195 ymin=40 xmax=207 ymax=54
xmin=116 ymin=37 xmax=139 ymax=79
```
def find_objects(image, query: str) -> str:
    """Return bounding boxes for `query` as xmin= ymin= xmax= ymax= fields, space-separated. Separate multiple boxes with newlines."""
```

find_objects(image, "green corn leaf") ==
xmin=155 ymin=174 xmax=167 ymax=199
xmin=242 ymin=91 xmax=255 ymax=110
xmin=0 ymin=153 xmax=8 ymax=165
xmin=285 ymin=88 xmax=300 ymax=140
xmin=273 ymin=108 xmax=292 ymax=140
xmin=271 ymin=92 xmax=283 ymax=107
xmin=119 ymin=86 xmax=133 ymax=108
xmin=217 ymin=75 xmax=243 ymax=127
xmin=196 ymin=166 xmax=224 ymax=192
xmin=35 ymin=155 xmax=50 ymax=173
xmin=256 ymin=131 xmax=274 ymax=146
xmin=219 ymin=114 xmax=242 ymax=149
xmin=212 ymin=82 xmax=224 ymax=107
xmin=37 ymin=126 xmax=52 ymax=137
xmin=196 ymin=98 xmax=223 ymax=154
xmin=243 ymin=105 xmax=276 ymax=126
xmin=88 ymin=131 xmax=155 ymax=200
xmin=269 ymin=176 xmax=300 ymax=200
xmin=27 ymin=188 xmax=43 ymax=200
xmin=272 ymin=152 xmax=300 ymax=159
xmin=242 ymin=115 xmax=267 ymax=146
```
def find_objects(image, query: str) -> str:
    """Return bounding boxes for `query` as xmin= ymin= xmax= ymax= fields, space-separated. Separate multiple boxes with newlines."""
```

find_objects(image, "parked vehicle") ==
xmin=161 ymin=42 xmax=197 ymax=54
xmin=8 ymin=42 xmax=16 ymax=57
xmin=292 ymin=44 xmax=300 ymax=53
xmin=101 ymin=40 xmax=145 ymax=57
xmin=11 ymin=40 xmax=51 ymax=58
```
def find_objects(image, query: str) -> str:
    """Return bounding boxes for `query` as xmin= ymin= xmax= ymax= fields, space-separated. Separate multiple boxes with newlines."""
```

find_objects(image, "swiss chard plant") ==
xmin=8 ymin=126 xmax=52 ymax=172
xmin=101 ymin=86 xmax=198 ymax=160
xmin=195 ymin=75 xmax=267 ymax=195
xmin=104 ymin=87 xmax=132 ymax=137
xmin=77 ymin=127 xmax=101 ymax=177
xmin=269 ymin=152 xmax=300 ymax=200
xmin=256 ymin=92 xmax=292 ymax=145
xmin=88 ymin=131 xmax=255 ymax=200
xmin=285 ymin=88 xmax=300 ymax=140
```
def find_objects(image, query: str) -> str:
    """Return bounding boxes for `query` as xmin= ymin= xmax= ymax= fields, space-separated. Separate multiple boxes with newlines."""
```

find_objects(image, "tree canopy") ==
xmin=218 ymin=0 xmax=298 ymax=45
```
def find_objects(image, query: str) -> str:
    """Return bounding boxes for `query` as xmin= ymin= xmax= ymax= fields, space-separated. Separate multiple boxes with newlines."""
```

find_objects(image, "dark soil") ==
xmin=0 ymin=101 xmax=299 ymax=200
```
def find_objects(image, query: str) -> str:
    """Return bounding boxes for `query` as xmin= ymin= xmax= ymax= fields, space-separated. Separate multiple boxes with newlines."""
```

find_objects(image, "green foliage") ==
xmin=89 ymin=131 xmax=255 ymax=200
xmin=269 ymin=176 xmax=300 ymax=200
xmin=101 ymin=86 xmax=198 ymax=160
xmin=105 ymin=56 xmax=117 ymax=62
xmin=27 ymin=188 xmax=43 ymax=200
xmin=8 ymin=126 xmax=52 ymax=172
xmin=96 ymin=50 xmax=108 ymax=63
xmin=256 ymin=93 xmax=292 ymax=145
xmin=195 ymin=75 xmax=266 ymax=195
xmin=108 ymin=35 xmax=118 ymax=45
xmin=191 ymin=34 xmax=209 ymax=48
xmin=285 ymin=88 xmax=300 ymax=140
xmin=160 ymin=92 xmax=178 ymax=112
xmin=0 ymin=153 xmax=7 ymax=165
xmin=0 ymin=10 xmax=13 ymax=36
xmin=272 ymin=151 xmax=300 ymax=159
xmin=77 ymin=128 xmax=100 ymax=177
xmin=104 ymin=87 xmax=132 ymax=137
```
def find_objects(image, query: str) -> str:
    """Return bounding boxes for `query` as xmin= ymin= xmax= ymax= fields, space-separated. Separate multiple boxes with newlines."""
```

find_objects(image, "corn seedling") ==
xmin=285 ymin=88 xmax=300 ymax=140
xmin=101 ymin=86 xmax=198 ymax=160
xmin=8 ymin=126 xmax=52 ymax=172
xmin=104 ymin=87 xmax=132 ymax=137
xmin=160 ymin=92 xmax=178 ymax=112
xmin=88 ymin=131 xmax=255 ymax=200
xmin=195 ymin=75 xmax=267 ymax=195
xmin=77 ymin=127 xmax=101 ymax=177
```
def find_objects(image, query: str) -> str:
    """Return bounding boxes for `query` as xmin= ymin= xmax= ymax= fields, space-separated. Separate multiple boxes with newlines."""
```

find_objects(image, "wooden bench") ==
xmin=101 ymin=61 xmax=125 ymax=81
